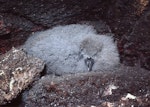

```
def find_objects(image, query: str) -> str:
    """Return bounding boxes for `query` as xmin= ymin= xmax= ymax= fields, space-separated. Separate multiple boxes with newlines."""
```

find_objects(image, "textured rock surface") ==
xmin=0 ymin=0 xmax=105 ymax=54
xmin=123 ymin=6 xmax=150 ymax=70
xmin=0 ymin=0 xmax=150 ymax=70
xmin=0 ymin=1 xmax=149 ymax=106
xmin=23 ymin=65 xmax=150 ymax=107
xmin=0 ymin=48 xmax=45 ymax=105
xmin=105 ymin=0 xmax=150 ymax=70
xmin=23 ymin=24 xmax=119 ymax=75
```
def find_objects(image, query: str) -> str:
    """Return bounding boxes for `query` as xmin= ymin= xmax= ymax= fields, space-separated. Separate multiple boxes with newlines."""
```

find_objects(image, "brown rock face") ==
xmin=0 ymin=0 xmax=150 ymax=70
xmin=0 ymin=1 xmax=150 ymax=106
xmin=24 ymin=65 xmax=150 ymax=107
xmin=0 ymin=48 xmax=45 ymax=105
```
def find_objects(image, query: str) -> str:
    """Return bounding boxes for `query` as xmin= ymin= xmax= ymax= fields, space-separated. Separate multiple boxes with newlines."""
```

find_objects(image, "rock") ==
xmin=126 ymin=7 xmax=150 ymax=70
xmin=0 ymin=13 xmax=37 ymax=36
xmin=105 ymin=0 xmax=150 ymax=70
xmin=0 ymin=48 xmax=45 ymax=105
xmin=23 ymin=65 xmax=150 ymax=107
xmin=0 ymin=0 xmax=109 ymax=54
xmin=0 ymin=0 xmax=150 ymax=70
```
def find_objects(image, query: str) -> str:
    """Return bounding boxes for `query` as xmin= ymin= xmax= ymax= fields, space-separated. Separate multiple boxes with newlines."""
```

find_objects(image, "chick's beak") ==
xmin=84 ymin=57 xmax=94 ymax=71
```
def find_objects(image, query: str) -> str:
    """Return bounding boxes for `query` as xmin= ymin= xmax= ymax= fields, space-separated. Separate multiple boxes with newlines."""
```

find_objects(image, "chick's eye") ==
xmin=79 ymin=54 xmax=83 ymax=59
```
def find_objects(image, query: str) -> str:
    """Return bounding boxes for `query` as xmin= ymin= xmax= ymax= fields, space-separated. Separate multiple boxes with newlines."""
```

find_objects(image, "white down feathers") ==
xmin=23 ymin=24 xmax=120 ymax=75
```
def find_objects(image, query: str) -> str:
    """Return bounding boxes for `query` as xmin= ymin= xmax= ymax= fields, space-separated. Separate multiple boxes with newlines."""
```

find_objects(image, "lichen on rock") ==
xmin=0 ymin=47 xmax=45 ymax=105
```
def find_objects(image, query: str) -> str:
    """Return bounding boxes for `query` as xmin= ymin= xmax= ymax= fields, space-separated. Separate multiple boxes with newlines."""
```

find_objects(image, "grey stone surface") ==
xmin=0 ymin=48 xmax=45 ymax=105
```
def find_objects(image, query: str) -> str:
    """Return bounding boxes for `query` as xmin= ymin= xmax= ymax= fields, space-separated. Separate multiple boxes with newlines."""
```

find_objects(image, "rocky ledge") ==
xmin=0 ymin=48 xmax=45 ymax=105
